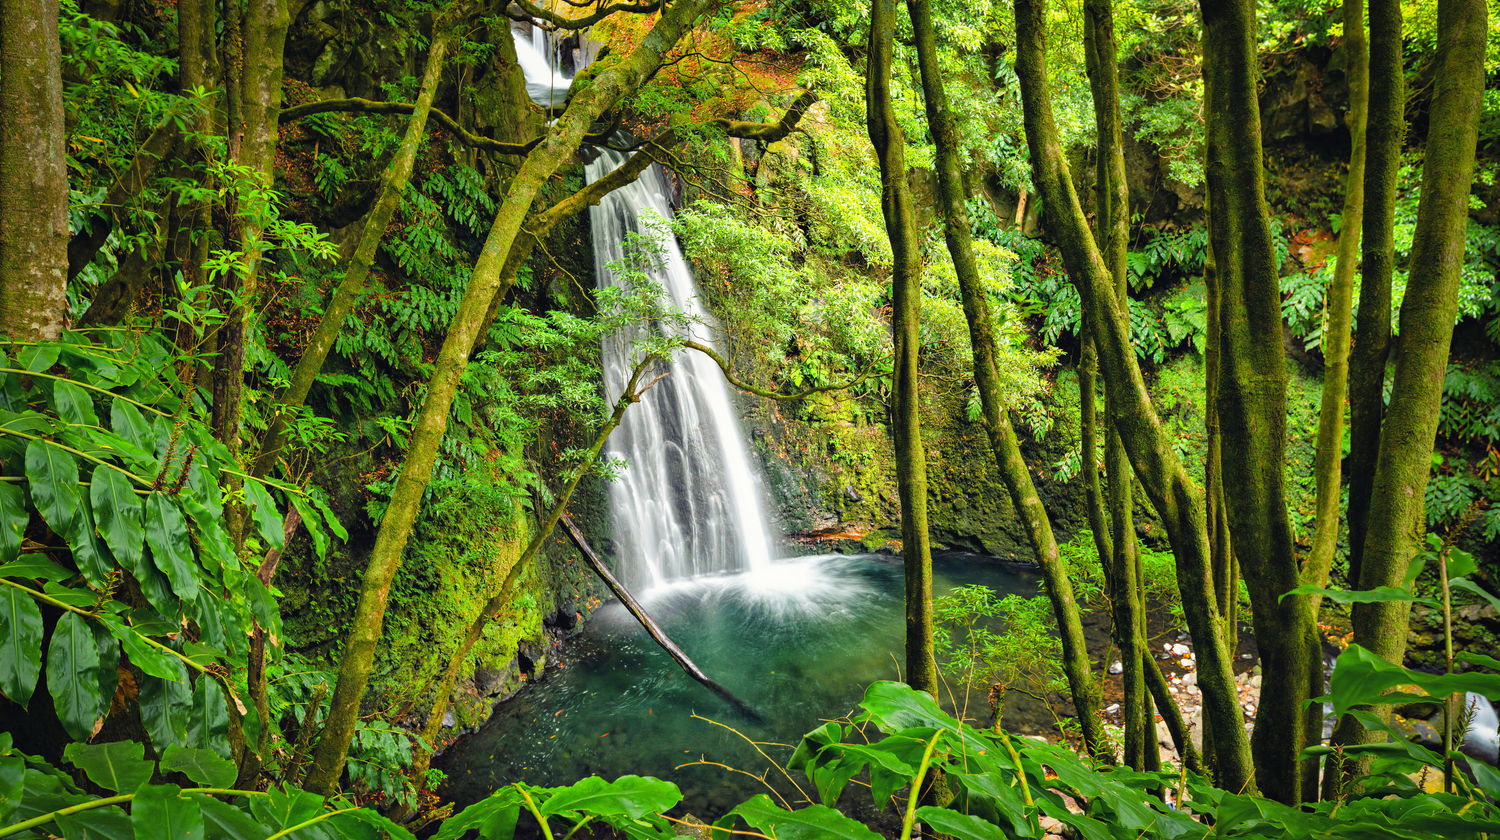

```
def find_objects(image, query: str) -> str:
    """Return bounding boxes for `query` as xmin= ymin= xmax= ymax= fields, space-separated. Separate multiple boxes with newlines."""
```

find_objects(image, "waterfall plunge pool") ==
xmin=437 ymin=551 xmax=1054 ymax=818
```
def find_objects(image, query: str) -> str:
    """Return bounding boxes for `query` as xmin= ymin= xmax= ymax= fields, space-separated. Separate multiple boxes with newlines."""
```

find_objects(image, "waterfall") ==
xmin=510 ymin=27 xmax=778 ymax=589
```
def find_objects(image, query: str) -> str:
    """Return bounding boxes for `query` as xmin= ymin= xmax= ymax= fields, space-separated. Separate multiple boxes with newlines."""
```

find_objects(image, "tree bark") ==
xmin=301 ymin=0 xmax=724 ymax=794
xmin=1011 ymin=0 xmax=1254 ymax=790
xmin=0 ymin=0 xmax=68 ymax=341
xmin=1329 ymin=0 xmax=1486 ymax=787
xmin=867 ymin=0 xmax=936 ymax=696
xmin=1199 ymin=0 xmax=1315 ymax=803
xmin=909 ymin=0 xmax=1105 ymax=758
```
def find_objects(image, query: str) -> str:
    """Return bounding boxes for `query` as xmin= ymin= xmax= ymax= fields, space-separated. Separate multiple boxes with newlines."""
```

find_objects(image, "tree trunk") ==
xmin=1329 ymin=0 xmax=1486 ymax=787
xmin=1199 ymin=0 xmax=1315 ymax=803
xmin=251 ymin=17 xmax=456 ymax=479
xmin=867 ymin=0 xmax=936 ymax=696
xmin=1302 ymin=0 xmax=1367 ymax=801
xmin=1011 ymin=0 xmax=1254 ymax=790
xmin=301 ymin=0 xmax=724 ymax=794
xmin=0 ymin=0 xmax=68 ymax=341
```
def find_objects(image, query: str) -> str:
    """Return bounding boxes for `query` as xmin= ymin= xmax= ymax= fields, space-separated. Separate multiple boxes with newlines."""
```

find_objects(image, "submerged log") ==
xmin=559 ymin=513 xmax=763 ymax=723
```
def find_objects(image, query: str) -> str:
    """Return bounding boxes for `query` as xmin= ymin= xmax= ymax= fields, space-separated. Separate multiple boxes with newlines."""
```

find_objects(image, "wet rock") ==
xmin=1171 ymin=643 xmax=1190 ymax=657
xmin=1108 ymin=660 xmax=1124 ymax=675
xmin=547 ymin=604 xmax=579 ymax=632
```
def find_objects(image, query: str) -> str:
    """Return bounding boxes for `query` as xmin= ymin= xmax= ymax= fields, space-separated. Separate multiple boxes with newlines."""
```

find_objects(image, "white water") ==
xmin=510 ymin=25 xmax=778 ymax=590
xmin=1463 ymin=691 xmax=1500 ymax=765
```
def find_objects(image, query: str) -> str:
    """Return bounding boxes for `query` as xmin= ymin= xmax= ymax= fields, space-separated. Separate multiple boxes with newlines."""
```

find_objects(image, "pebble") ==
xmin=1180 ymin=657 xmax=1194 ymax=669
xmin=1108 ymin=660 xmax=1124 ymax=675
xmin=1171 ymin=643 xmax=1190 ymax=657
xmin=1106 ymin=703 xmax=1121 ymax=714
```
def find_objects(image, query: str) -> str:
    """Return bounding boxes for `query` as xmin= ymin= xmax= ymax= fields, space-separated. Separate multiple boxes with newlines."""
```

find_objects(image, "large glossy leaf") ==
xmin=0 ymin=752 xmax=25 ymax=823
xmin=433 ymin=786 xmax=523 ymax=840
xmin=241 ymin=480 xmax=285 ymax=552
xmin=192 ymin=796 xmax=264 ymax=840
xmin=140 ymin=661 xmax=192 ymax=750
xmin=25 ymin=439 xmax=80 ymax=548
xmin=63 ymin=741 xmax=153 ymax=794
xmin=248 ymin=785 xmax=325 ymax=829
xmin=1 ymin=552 xmax=71 ymax=581
xmin=1281 ymin=583 xmax=1430 ymax=606
xmin=340 ymin=807 xmax=418 ymax=840
xmin=0 ymin=483 xmax=25 ymax=563
xmin=539 ymin=774 xmax=681 ymax=819
xmin=131 ymin=784 xmax=205 ymax=840
xmin=1326 ymin=645 xmax=1500 ymax=717
xmin=913 ymin=807 xmax=1009 ymax=840
xmin=1451 ymin=578 xmax=1500 ymax=614
xmin=186 ymin=676 xmax=231 ymax=758
xmin=729 ymin=795 xmax=883 ymax=840
xmin=47 ymin=612 xmax=107 ymax=740
xmin=52 ymin=381 xmax=100 ymax=428
xmin=96 ymin=613 xmax=178 ymax=680
xmin=65 ymin=493 xmax=111 ymax=587
xmin=110 ymin=399 xmax=157 ymax=455
xmin=90 ymin=466 xmax=144 ymax=569
xmin=288 ymin=493 xmax=327 ymax=559
xmin=0 ymin=584 xmax=42 ymax=706
xmin=56 ymin=803 xmax=135 ymax=839
xmin=144 ymin=493 xmax=197 ymax=601
xmin=160 ymin=746 xmax=236 ymax=788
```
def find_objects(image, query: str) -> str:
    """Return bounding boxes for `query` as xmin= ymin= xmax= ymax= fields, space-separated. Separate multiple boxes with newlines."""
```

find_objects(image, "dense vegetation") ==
xmin=1 ymin=0 xmax=1499 ymax=834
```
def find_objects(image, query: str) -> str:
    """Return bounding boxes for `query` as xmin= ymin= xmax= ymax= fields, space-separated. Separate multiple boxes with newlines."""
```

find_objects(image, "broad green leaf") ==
xmin=110 ymin=399 xmax=157 ymax=454
xmin=90 ymin=466 xmax=144 ymax=569
xmin=20 ymin=343 xmax=61 ymax=373
xmin=288 ymin=493 xmax=327 ymax=560
xmin=56 ymin=803 xmax=135 ymax=839
xmin=1280 ymin=583 xmax=1427 ymax=606
xmin=914 ymin=807 xmax=1009 ymax=840
xmin=0 ymin=753 xmax=24 ymax=823
xmin=25 ymin=439 xmax=80 ymax=548
xmin=433 ymin=786 xmax=523 ymax=840
xmin=539 ymin=774 xmax=681 ymax=819
xmin=160 ymin=746 xmax=236 ymax=788
xmin=0 ymin=483 xmax=25 ymax=563
xmin=859 ymin=680 xmax=964 ymax=735
xmin=242 ymin=480 xmax=285 ymax=551
xmin=186 ymin=676 xmax=231 ymax=758
xmin=181 ymin=495 xmax=233 ymax=573
xmin=144 ymin=493 xmax=197 ymax=601
xmin=65 ymin=493 xmax=111 ymax=586
xmin=132 ymin=784 xmax=205 ymax=840
xmin=47 ymin=612 xmax=107 ymax=740
xmin=192 ymin=796 xmax=264 ymax=840
xmin=946 ymin=771 xmax=1030 ymax=835
xmin=249 ymin=785 xmax=325 ymax=829
xmin=1445 ymin=548 xmax=1478 ymax=580
xmin=0 ymin=583 xmax=42 ymax=706
xmin=1465 ymin=754 xmax=1500 ymax=798
xmin=340 ymin=807 xmax=418 ymax=840
xmin=1327 ymin=645 xmax=1500 ymax=717
xmin=1451 ymin=578 xmax=1500 ymax=614
xmin=52 ymin=381 xmax=100 ymax=428
xmin=140 ymin=661 xmax=192 ymax=750
xmin=0 ymin=553 xmax=71 ymax=581
xmin=96 ymin=613 xmax=179 ymax=680
xmin=63 ymin=741 xmax=153 ymax=794
xmin=308 ymin=492 xmax=347 ymax=542
xmin=1457 ymin=651 xmax=1500 ymax=671
xmin=729 ymin=794 xmax=883 ymax=840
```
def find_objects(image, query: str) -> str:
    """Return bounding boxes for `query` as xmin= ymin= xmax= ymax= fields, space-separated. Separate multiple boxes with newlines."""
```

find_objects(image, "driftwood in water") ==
xmin=559 ymin=512 xmax=763 ymax=722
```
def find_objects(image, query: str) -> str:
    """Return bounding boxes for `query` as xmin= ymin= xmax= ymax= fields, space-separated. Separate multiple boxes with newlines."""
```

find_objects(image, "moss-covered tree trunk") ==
xmin=1329 ymin=0 xmax=1486 ymax=785
xmin=1199 ymin=0 xmax=1316 ymax=804
xmin=1345 ymin=0 xmax=1402 ymax=585
xmin=0 ymin=0 xmax=68 ymax=341
xmin=1012 ymin=0 xmax=1253 ymax=789
xmin=302 ymin=0 xmax=724 ymax=794
xmin=867 ymin=0 xmax=937 ymax=696
xmin=251 ymin=15 xmax=457 ymax=479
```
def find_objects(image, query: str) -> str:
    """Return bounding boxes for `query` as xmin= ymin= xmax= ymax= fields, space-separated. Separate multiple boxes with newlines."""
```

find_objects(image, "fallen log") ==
xmin=559 ymin=512 xmax=763 ymax=723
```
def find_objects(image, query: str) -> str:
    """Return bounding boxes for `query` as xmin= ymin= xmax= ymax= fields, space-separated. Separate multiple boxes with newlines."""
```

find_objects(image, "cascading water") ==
xmin=588 ymin=152 xmax=777 ymax=588
xmin=509 ymin=26 xmax=776 ymax=588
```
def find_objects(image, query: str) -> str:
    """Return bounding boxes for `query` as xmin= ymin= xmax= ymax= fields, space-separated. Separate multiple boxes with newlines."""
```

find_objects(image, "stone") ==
xmin=1180 ymin=657 xmax=1193 ymax=669
xmin=1108 ymin=660 xmax=1124 ymax=675
xmin=1171 ymin=643 xmax=1190 ymax=657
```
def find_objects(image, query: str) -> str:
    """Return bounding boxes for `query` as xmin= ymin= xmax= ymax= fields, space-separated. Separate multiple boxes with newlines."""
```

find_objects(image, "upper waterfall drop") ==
xmin=508 ymin=25 xmax=779 ymax=589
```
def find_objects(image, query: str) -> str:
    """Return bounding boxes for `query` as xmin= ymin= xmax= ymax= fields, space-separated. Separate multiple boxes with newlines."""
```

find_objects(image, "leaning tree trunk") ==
xmin=0 ymin=0 xmax=68 ymax=341
xmin=1329 ymin=0 xmax=1486 ymax=788
xmin=867 ymin=0 xmax=937 ymax=696
xmin=1011 ymin=0 xmax=1254 ymax=790
xmin=910 ymin=0 xmax=1105 ymax=758
xmin=1302 ymin=0 xmax=1367 ymax=801
xmin=301 ymin=0 xmax=724 ymax=794
xmin=1199 ymin=0 xmax=1316 ymax=804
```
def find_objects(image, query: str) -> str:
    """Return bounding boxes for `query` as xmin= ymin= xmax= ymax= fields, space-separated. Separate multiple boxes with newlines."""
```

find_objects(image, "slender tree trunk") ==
xmin=1011 ymin=0 xmax=1254 ymax=790
xmin=907 ymin=0 xmax=1104 ymax=756
xmin=251 ymin=18 xmax=456 ymax=478
xmin=301 ymin=0 xmax=724 ymax=794
xmin=1302 ymin=0 xmax=1368 ymax=800
xmin=1200 ymin=0 xmax=1315 ymax=804
xmin=1345 ymin=0 xmax=1402 ymax=585
xmin=1329 ymin=0 xmax=1486 ymax=787
xmin=0 ymin=0 xmax=68 ymax=341
xmin=867 ymin=0 xmax=936 ymax=696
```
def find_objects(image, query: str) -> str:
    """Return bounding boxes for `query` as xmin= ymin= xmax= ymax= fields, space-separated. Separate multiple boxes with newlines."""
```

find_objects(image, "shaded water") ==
xmin=439 ymin=552 xmax=1048 ymax=817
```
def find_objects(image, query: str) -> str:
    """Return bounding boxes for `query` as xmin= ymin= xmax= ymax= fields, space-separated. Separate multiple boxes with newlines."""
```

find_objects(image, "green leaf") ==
xmin=914 ymin=807 xmax=1009 ymax=840
xmin=160 ymin=746 xmax=236 ymax=788
xmin=0 ymin=753 xmax=25 ymax=823
xmin=95 ymin=613 xmax=178 ymax=680
xmin=728 ymin=795 xmax=883 ymax=840
xmin=63 ymin=741 xmax=153 ymax=794
xmin=25 ymin=438 xmax=81 ymax=550
xmin=1451 ymin=578 xmax=1500 ymax=614
xmin=539 ymin=775 xmax=681 ymax=819
xmin=288 ymin=494 xmax=327 ymax=560
xmin=1280 ymin=583 xmax=1426 ymax=605
xmin=1457 ymin=651 xmax=1500 ymax=671
xmin=90 ymin=466 xmax=144 ymax=569
xmin=65 ymin=493 xmax=112 ymax=587
xmin=140 ymin=661 xmax=192 ymax=750
xmin=110 ymin=399 xmax=157 ymax=454
xmin=1326 ymin=645 xmax=1500 ymax=718
xmin=52 ymin=381 xmax=100 ymax=428
xmin=192 ymin=795 xmax=264 ymax=840
xmin=249 ymin=785 xmax=325 ymax=829
xmin=0 ymin=483 xmax=26 ymax=564
xmin=144 ymin=493 xmax=197 ymax=601
xmin=186 ymin=676 xmax=231 ymax=758
xmin=55 ymin=802 xmax=134 ymax=839
xmin=433 ymin=786 xmax=523 ymax=840
xmin=131 ymin=784 xmax=205 ymax=840
xmin=0 ymin=583 xmax=43 ymax=706
xmin=0 ymin=553 xmax=71 ymax=582
xmin=242 ymin=480 xmax=285 ymax=552
xmin=48 ymin=612 xmax=107 ymax=740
